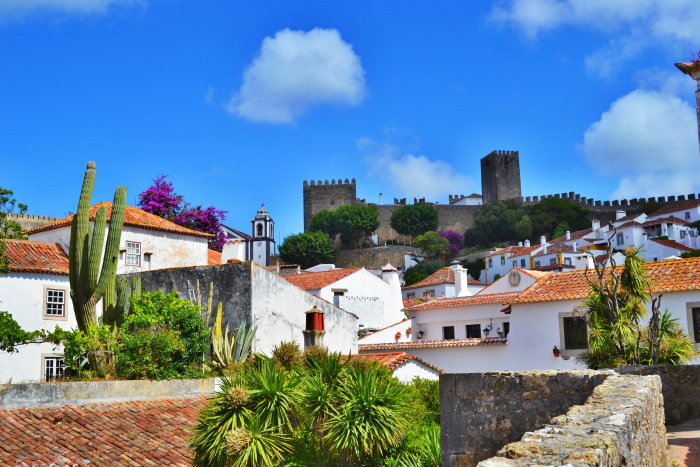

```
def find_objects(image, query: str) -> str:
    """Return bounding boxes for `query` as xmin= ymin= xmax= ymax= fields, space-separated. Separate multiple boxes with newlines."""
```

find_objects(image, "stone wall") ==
xmin=479 ymin=374 xmax=666 ymax=467
xmin=10 ymin=213 xmax=57 ymax=232
xmin=0 ymin=378 xmax=215 ymax=409
xmin=481 ymin=150 xmax=522 ymax=204
xmin=441 ymin=370 xmax=613 ymax=467
xmin=303 ymin=179 xmax=358 ymax=231
xmin=617 ymin=364 xmax=700 ymax=425
xmin=334 ymin=246 xmax=421 ymax=269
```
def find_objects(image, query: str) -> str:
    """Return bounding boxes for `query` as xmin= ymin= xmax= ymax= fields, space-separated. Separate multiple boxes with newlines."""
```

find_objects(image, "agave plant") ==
xmin=210 ymin=304 xmax=257 ymax=370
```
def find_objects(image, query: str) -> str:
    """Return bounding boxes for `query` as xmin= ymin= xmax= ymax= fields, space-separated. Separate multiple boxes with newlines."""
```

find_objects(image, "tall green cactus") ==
xmin=104 ymin=275 xmax=142 ymax=328
xmin=69 ymin=161 xmax=127 ymax=333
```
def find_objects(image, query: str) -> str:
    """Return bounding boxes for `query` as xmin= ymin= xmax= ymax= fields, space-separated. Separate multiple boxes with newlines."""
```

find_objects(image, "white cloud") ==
xmin=360 ymin=139 xmax=474 ymax=200
xmin=578 ymin=85 xmax=700 ymax=199
xmin=490 ymin=0 xmax=700 ymax=76
xmin=228 ymin=28 xmax=366 ymax=124
xmin=0 ymin=0 xmax=142 ymax=21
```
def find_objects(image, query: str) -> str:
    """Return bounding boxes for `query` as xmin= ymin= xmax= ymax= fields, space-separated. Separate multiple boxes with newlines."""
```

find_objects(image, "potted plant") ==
xmin=553 ymin=346 xmax=561 ymax=357
xmin=395 ymin=332 xmax=402 ymax=339
xmin=406 ymin=327 xmax=413 ymax=335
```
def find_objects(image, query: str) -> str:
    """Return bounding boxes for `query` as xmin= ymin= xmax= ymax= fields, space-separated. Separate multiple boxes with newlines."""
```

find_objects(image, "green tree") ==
xmin=190 ymin=348 xmax=432 ymax=467
xmin=525 ymin=197 xmax=590 ymax=241
xmin=333 ymin=204 xmax=380 ymax=248
xmin=309 ymin=209 xmax=340 ymax=239
xmin=0 ymin=187 xmax=28 ymax=275
xmin=0 ymin=311 xmax=57 ymax=353
xmin=390 ymin=204 xmax=439 ymax=237
xmin=552 ymin=221 xmax=571 ymax=240
xmin=279 ymin=231 xmax=335 ymax=268
xmin=413 ymin=231 xmax=450 ymax=257
xmin=460 ymin=258 xmax=485 ymax=281
xmin=402 ymin=260 xmax=444 ymax=286
xmin=578 ymin=239 xmax=697 ymax=369
xmin=464 ymin=200 xmax=523 ymax=246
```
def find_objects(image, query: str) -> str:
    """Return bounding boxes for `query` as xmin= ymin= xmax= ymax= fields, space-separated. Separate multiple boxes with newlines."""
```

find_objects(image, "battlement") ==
xmin=486 ymin=150 xmax=519 ymax=157
xmin=8 ymin=213 xmax=58 ymax=232
xmin=303 ymin=178 xmax=356 ymax=186
xmin=519 ymin=191 xmax=699 ymax=209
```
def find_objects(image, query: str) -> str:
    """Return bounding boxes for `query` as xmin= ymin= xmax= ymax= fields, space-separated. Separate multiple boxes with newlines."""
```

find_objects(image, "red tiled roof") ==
xmin=405 ymin=292 xmax=521 ymax=311
xmin=642 ymin=216 xmax=690 ymax=227
xmin=0 ymin=395 xmax=208 ymax=466
xmin=650 ymin=239 xmax=694 ymax=252
xmin=466 ymin=193 xmax=482 ymax=199
xmin=533 ymin=243 xmax=583 ymax=257
xmin=648 ymin=199 xmax=700 ymax=218
xmin=515 ymin=256 xmax=700 ymax=304
xmin=26 ymin=202 xmax=212 ymax=238
xmin=403 ymin=297 xmax=429 ymax=307
xmin=509 ymin=245 xmax=542 ymax=258
xmin=550 ymin=228 xmax=593 ymax=244
xmin=614 ymin=213 xmax=645 ymax=223
xmin=283 ymin=267 xmax=363 ymax=290
xmin=532 ymin=263 xmax=576 ymax=271
xmin=207 ymin=249 xmax=222 ymax=265
xmin=616 ymin=221 xmax=643 ymax=229
xmin=402 ymin=267 xmax=486 ymax=290
xmin=344 ymin=352 xmax=444 ymax=373
xmin=359 ymin=337 xmax=507 ymax=351
xmin=2 ymin=239 xmax=69 ymax=275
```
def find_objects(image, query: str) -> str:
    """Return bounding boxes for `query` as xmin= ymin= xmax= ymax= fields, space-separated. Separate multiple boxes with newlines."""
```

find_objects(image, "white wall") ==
xmin=393 ymin=360 xmax=439 ymax=382
xmin=0 ymin=273 xmax=76 ymax=383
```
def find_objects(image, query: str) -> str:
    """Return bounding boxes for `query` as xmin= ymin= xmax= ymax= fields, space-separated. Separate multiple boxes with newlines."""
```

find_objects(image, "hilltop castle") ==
xmin=303 ymin=150 xmax=700 ymax=242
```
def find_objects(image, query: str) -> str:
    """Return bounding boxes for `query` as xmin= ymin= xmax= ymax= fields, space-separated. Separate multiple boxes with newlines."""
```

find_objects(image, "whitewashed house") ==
xmin=345 ymin=352 xmax=442 ymax=382
xmin=402 ymin=265 xmax=486 ymax=299
xmin=283 ymin=264 xmax=405 ymax=330
xmin=360 ymin=258 xmax=700 ymax=373
xmin=0 ymin=240 xmax=75 ymax=383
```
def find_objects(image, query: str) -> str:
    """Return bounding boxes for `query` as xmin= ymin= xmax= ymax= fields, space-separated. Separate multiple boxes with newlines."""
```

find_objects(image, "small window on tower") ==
xmin=257 ymin=223 xmax=263 ymax=236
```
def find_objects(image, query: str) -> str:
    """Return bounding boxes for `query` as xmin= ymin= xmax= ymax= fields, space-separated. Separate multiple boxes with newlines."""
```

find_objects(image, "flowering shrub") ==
xmin=439 ymin=230 xmax=464 ymax=254
xmin=138 ymin=175 xmax=227 ymax=251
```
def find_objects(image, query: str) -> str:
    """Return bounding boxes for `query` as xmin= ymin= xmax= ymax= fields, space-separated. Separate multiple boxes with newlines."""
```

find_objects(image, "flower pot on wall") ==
xmin=406 ymin=328 xmax=412 ymax=335
xmin=395 ymin=332 xmax=402 ymax=340
xmin=553 ymin=346 xmax=561 ymax=357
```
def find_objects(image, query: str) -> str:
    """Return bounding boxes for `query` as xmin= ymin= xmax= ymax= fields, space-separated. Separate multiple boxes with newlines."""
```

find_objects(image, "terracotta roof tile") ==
xmin=509 ymin=245 xmax=542 ymax=258
xmin=0 ymin=395 xmax=208 ymax=466
xmin=207 ymin=249 xmax=221 ymax=265
xmin=532 ymin=263 xmax=576 ymax=271
xmin=533 ymin=243 xmax=583 ymax=257
xmin=650 ymin=239 xmax=694 ymax=252
xmin=550 ymin=228 xmax=593 ymax=244
xmin=344 ymin=352 xmax=444 ymax=373
xmin=26 ymin=202 xmax=212 ymax=239
xmin=515 ymin=256 xmax=700 ymax=304
xmin=283 ymin=267 xmax=362 ymax=290
xmin=642 ymin=216 xmax=690 ymax=227
xmin=402 ymin=267 xmax=486 ymax=290
xmin=2 ymin=239 xmax=69 ymax=275
xmin=648 ymin=199 xmax=700 ymax=218
xmin=359 ymin=337 xmax=507 ymax=351
xmin=614 ymin=213 xmax=645 ymax=223
xmin=616 ymin=221 xmax=643 ymax=229
xmin=405 ymin=292 xmax=520 ymax=311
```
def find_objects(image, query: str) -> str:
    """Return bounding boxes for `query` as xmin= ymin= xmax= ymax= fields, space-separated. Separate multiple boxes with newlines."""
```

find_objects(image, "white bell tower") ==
xmin=250 ymin=204 xmax=275 ymax=266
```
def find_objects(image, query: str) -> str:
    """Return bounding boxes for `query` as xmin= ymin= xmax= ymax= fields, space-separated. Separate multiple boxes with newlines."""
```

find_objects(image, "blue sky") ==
xmin=2 ymin=0 xmax=699 ymax=243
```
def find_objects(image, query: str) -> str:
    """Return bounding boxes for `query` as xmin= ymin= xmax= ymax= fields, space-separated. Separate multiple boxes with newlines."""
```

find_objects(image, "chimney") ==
xmin=379 ymin=193 xmax=383 ymax=205
xmin=381 ymin=263 xmax=406 ymax=323
xmin=592 ymin=219 xmax=600 ymax=231
xmin=575 ymin=253 xmax=594 ymax=270
xmin=524 ymin=239 xmax=530 ymax=247
xmin=303 ymin=306 xmax=326 ymax=348
xmin=573 ymin=241 xmax=577 ymax=252
xmin=454 ymin=265 xmax=471 ymax=297
xmin=565 ymin=231 xmax=571 ymax=240
xmin=540 ymin=235 xmax=546 ymax=245
xmin=616 ymin=210 xmax=626 ymax=220
xmin=518 ymin=241 xmax=523 ymax=247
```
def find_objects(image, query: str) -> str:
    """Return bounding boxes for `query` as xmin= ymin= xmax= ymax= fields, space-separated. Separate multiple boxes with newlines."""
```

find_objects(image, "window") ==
xmin=466 ymin=324 xmax=481 ymax=338
xmin=564 ymin=257 xmax=572 ymax=265
xmin=616 ymin=233 xmax=624 ymax=246
xmin=406 ymin=293 xmax=415 ymax=299
xmin=125 ymin=241 xmax=141 ymax=266
xmin=692 ymin=308 xmax=700 ymax=343
xmin=520 ymin=259 xmax=526 ymax=268
xmin=686 ymin=212 xmax=691 ymax=220
xmin=44 ymin=356 xmax=65 ymax=381
xmin=563 ymin=317 xmax=588 ymax=350
xmin=257 ymin=223 xmax=263 ymax=236
xmin=534 ymin=261 xmax=540 ymax=268
xmin=549 ymin=258 xmax=556 ymax=265
xmin=45 ymin=289 xmax=65 ymax=317
xmin=333 ymin=290 xmax=344 ymax=306
xmin=424 ymin=289 xmax=435 ymax=298
xmin=488 ymin=258 xmax=493 ymax=267
xmin=503 ymin=322 xmax=510 ymax=337
xmin=681 ymin=231 xmax=687 ymax=239
xmin=512 ymin=261 xmax=517 ymax=268
xmin=500 ymin=256 xmax=505 ymax=266
xmin=443 ymin=326 xmax=455 ymax=340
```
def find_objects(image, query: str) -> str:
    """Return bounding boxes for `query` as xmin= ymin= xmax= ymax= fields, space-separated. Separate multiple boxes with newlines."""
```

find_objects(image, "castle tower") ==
xmin=480 ymin=150 xmax=522 ymax=204
xmin=249 ymin=204 xmax=275 ymax=266
xmin=302 ymin=179 xmax=357 ymax=231
xmin=675 ymin=60 xmax=700 ymax=154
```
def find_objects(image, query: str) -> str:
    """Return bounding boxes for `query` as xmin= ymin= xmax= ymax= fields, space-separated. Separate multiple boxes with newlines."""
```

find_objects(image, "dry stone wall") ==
xmin=441 ymin=370 xmax=612 ymax=467
xmin=479 ymin=374 xmax=666 ymax=467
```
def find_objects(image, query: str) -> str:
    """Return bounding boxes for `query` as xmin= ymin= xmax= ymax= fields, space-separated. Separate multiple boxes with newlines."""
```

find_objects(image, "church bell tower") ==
xmin=250 ymin=204 xmax=275 ymax=266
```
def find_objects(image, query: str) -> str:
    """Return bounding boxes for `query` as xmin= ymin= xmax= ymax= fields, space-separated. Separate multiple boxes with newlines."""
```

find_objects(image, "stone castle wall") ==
xmin=303 ymin=179 xmax=358 ymax=231
xmin=9 ymin=213 xmax=57 ymax=232
xmin=480 ymin=150 xmax=521 ymax=204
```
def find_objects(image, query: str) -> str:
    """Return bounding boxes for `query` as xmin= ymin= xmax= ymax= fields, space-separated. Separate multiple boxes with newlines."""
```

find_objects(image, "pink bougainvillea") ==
xmin=138 ymin=175 xmax=227 ymax=251
xmin=439 ymin=230 xmax=464 ymax=254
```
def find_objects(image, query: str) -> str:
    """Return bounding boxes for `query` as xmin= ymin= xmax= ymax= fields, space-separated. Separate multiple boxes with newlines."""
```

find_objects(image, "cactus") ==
xmin=69 ymin=161 xmax=127 ymax=333
xmin=104 ymin=275 xmax=142 ymax=328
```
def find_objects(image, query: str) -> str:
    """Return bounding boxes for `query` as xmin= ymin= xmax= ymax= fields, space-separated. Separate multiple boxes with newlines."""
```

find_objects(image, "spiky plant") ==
xmin=69 ymin=161 xmax=126 ymax=332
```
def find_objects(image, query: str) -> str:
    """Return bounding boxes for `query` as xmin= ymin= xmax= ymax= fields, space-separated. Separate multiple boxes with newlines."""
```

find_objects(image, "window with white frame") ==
xmin=500 ymin=256 xmax=505 ymax=266
xmin=616 ymin=233 xmax=624 ymax=246
xmin=406 ymin=293 xmax=415 ymax=299
xmin=488 ymin=258 xmax=493 ymax=267
xmin=44 ymin=356 xmax=65 ymax=381
xmin=125 ymin=241 xmax=141 ymax=266
xmin=424 ymin=289 xmax=435 ymax=298
xmin=534 ymin=260 xmax=541 ymax=268
xmin=443 ymin=326 xmax=455 ymax=340
xmin=560 ymin=316 xmax=588 ymax=352
xmin=550 ymin=258 xmax=556 ymax=265
xmin=465 ymin=324 xmax=481 ymax=338
xmin=681 ymin=231 xmax=687 ymax=239
xmin=564 ymin=257 xmax=572 ymax=265
xmin=520 ymin=259 xmax=526 ymax=268
xmin=512 ymin=261 xmax=517 ymax=267
xmin=45 ymin=289 xmax=66 ymax=318
xmin=686 ymin=212 xmax=691 ymax=220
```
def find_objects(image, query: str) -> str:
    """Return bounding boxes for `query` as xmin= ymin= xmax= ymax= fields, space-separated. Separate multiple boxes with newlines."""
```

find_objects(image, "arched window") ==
xmin=257 ymin=223 xmax=263 ymax=237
